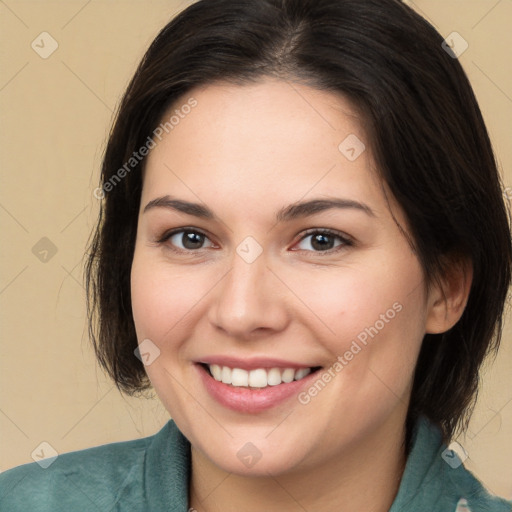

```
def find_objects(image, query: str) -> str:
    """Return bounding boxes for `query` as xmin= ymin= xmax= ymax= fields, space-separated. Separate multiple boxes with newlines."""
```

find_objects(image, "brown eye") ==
xmin=160 ymin=229 xmax=215 ymax=251
xmin=294 ymin=229 xmax=353 ymax=253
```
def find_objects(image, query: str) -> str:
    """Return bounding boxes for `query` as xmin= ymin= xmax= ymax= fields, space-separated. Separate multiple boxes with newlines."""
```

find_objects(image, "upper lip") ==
xmin=197 ymin=356 xmax=320 ymax=371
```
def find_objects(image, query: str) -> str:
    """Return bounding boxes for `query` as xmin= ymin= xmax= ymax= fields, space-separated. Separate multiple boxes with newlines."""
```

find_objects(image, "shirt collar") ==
xmin=146 ymin=416 xmax=484 ymax=512
xmin=145 ymin=419 xmax=191 ymax=511
xmin=388 ymin=415 xmax=449 ymax=511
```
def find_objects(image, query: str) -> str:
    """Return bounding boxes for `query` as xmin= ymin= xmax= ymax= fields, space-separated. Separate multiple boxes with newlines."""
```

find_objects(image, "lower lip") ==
xmin=196 ymin=364 xmax=319 ymax=413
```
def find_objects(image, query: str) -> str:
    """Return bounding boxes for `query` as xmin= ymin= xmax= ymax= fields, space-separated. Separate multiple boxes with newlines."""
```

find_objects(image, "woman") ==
xmin=1 ymin=0 xmax=511 ymax=510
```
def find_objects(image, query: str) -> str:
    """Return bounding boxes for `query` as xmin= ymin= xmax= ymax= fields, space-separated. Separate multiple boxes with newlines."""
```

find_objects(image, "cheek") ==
xmin=130 ymin=251 xmax=207 ymax=342
xmin=285 ymin=255 xmax=425 ymax=344
xmin=129 ymin=252 xmax=209 ymax=416
xmin=289 ymin=254 xmax=427 ymax=399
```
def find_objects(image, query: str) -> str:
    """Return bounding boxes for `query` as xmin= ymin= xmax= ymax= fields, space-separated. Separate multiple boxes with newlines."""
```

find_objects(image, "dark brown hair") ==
xmin=85 ymin=0 xmax=512 ymax=441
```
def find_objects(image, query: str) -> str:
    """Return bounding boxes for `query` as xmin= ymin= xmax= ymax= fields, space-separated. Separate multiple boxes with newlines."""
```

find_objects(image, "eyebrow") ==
xmin=143 ymin=195 xmax=375 ymax=221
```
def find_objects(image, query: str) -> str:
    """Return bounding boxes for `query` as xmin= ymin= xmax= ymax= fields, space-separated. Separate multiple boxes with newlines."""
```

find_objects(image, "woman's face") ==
xmin=131 ymin=79 xmax=437 ymax=476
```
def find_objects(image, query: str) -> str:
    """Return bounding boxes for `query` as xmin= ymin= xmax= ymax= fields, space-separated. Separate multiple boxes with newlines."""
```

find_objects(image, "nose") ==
xmin=207 ymin=248 xmax=289 ymax=339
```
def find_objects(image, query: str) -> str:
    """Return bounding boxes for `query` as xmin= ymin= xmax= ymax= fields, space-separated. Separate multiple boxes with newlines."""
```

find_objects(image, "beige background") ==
xmin=1 ymin=0 xmax=511 ymax=499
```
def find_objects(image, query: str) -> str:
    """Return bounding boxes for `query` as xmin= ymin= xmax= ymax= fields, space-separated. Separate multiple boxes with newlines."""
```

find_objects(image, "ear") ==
xmin=425 ymin=254 xmax=473 ymax=334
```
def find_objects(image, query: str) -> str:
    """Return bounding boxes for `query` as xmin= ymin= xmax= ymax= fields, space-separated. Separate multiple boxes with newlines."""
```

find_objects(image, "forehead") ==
xmin=142 ymin=79 xmax=385 ymax=218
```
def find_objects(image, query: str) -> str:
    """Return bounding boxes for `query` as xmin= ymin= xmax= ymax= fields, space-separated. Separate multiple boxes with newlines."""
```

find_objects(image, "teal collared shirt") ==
xmin=1 ymin=417 xmax=510 ymax=511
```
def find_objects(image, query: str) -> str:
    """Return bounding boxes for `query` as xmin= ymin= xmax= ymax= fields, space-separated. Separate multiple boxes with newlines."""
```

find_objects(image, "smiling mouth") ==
xmin=201 ymin=363 xmax=322 ymax=389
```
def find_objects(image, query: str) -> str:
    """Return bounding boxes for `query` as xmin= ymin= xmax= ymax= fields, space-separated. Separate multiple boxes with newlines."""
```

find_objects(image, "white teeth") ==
xmin=231 ymin=368 xmax=249 ymax=387
xmin=221 ymin=366 xmax=232 ymax=384
xmin=207 ymin=365 xmax=314 ymax=388
xmin=294 ymin=368 xmax=311 ymax=380
xmin=210 ymin=364 xmax=222 ymax=381
xmin=267 ymin=368 xmax=282 ymax=386
xmin=248 ymin=369 xmax=267 ymax=388
xmin=281 ymin=368 xmax=295 ymax=383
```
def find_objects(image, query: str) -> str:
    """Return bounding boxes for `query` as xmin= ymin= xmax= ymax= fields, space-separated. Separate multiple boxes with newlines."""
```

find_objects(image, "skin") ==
xmin=130 ymin=78 xmax=471 ymax=511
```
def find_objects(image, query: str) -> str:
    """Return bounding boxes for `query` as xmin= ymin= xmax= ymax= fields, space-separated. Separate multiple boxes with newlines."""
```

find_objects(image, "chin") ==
xmin=205 ymin=442 xmax=309 ymax=477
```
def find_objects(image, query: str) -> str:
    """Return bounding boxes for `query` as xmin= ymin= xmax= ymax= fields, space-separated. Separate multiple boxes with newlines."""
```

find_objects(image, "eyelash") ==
xmin=156 ymin=227 xmax=354 ymax=256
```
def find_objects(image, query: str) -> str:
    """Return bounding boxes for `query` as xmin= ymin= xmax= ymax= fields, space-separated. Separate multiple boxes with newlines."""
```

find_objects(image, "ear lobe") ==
xmin=425 ymin=255 xmax=473 ymax=334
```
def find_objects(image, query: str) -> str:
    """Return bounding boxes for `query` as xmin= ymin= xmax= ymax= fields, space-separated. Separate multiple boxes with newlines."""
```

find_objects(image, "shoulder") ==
xmin=0 ymin=427 xmax=161 ymax=511
xmin=392 ymin=417 xmax=512 ymax=512
xmin=443 ymin=460 xmax=512 ymax=512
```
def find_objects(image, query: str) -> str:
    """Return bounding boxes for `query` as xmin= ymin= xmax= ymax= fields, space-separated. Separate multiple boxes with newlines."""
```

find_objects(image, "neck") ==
xmin=189 ymin=414 xmax=407 ymax=512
